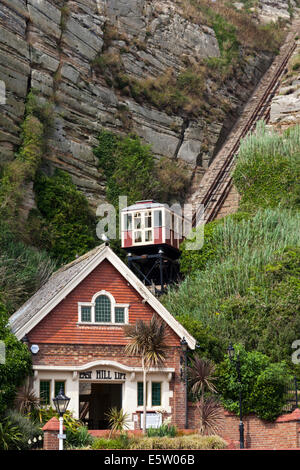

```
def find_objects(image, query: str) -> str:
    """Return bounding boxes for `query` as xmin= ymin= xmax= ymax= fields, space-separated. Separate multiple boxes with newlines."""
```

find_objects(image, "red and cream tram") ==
xmin=121 ymin=200 xmax=187 ymax=256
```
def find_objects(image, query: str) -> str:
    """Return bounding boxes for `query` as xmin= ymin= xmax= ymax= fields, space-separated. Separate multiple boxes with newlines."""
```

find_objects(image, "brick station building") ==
xmin=9 ymin=245 xmax=196 ymax=430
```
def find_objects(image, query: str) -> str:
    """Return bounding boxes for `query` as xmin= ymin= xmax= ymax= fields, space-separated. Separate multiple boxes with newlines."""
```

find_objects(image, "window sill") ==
xmin=76 ymin=322 xmax=127 ymax=327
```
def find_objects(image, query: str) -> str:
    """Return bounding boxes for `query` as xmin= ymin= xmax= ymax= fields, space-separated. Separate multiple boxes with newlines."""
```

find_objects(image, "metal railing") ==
xmin=282 ymin=376 xmax=299 ymax=413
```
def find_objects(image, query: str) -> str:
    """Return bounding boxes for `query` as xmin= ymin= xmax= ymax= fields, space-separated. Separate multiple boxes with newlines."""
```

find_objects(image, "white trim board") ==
xmin=33 ymin=361 xmax=175 ymax=373
xmin=13 ymin=246 xmax=196 ymax=349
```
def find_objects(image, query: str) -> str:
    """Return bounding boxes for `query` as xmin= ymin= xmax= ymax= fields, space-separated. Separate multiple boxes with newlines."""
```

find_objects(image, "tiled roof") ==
xmin=9 ymin=244 xmax=105 ymax=336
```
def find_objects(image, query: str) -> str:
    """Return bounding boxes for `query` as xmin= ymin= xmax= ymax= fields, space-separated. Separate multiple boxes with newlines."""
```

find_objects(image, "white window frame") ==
xmin=78 ymin=290 xmax=129 ymax=325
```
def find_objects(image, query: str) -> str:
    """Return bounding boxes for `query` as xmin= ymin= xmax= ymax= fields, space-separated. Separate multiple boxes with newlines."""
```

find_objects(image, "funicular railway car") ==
xmin=121 ymin=200 xmax=189 ymax=294
xmin=121 ymin=200 xmax=186 ymax=255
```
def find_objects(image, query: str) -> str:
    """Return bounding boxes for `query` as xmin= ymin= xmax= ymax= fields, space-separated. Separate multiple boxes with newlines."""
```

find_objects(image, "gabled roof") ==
xmin=9 ymin=245 xmax=196 ymax=349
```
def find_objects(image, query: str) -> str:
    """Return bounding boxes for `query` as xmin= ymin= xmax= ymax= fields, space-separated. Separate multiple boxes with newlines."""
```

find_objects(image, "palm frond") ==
xmin=197 ymin=397 xmax=224 ymax=436
xmin=124 ymin=315 xmax=168 ymax=368
xmin=15 ymin=384 xmax=40 ymax=415
xmin=187 ymin=355 xmax=217 ymax=396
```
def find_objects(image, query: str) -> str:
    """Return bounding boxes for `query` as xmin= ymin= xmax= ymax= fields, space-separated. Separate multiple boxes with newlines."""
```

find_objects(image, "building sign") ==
xmin=79 ymin=369 xmax=126 ymax=381
xmin=140 ymin=412 xmax=162 ymax=429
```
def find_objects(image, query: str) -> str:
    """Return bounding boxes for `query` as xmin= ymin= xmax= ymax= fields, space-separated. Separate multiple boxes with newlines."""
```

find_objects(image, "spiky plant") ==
xmin=105 ymin=407 xmax=130 ymax=439
xmin=196 ymin=397 xmax=224 ymax=436
xmin=188 ymin=355 xmax=217 ymax=397
xmin=124 ymin=315 xmax=168 ymax=434
xmin=188 ymin=355 xmax=220 ymax=435
xmin=15 ymin=384 xmax=40 ymax=415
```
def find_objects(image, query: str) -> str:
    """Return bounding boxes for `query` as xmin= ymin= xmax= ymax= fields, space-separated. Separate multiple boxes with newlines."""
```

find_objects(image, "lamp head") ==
xmin=53 ymin=386 xmax=70 ymax=416
xmin=180 ymin=337 xmax=188 ymax=352
xmin=227 ymin=343 xmax=235 ymax=361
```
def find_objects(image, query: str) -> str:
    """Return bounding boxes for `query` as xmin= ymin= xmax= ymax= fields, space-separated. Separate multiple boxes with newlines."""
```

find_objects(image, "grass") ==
xmin=163 ymin=208 xmax=300 ymax=328
xmin=91 ymin=433 xmax=227 ymax=450
xmin=0 ymin=222 xmax=55 ymax=311
xmin=233 ymin=122 xmax=300 ymax=210
xmin=177 ymin=0 xmax=286 ymax=54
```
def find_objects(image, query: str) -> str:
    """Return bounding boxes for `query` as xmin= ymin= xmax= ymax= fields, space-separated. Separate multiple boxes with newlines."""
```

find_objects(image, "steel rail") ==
xmin=192 ymin=37 xmax=297 ymax=228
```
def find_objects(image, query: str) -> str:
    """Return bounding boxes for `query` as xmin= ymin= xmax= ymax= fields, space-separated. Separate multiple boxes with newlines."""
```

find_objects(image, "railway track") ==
xmin=190 ymin=20 xmax=300 ymax=227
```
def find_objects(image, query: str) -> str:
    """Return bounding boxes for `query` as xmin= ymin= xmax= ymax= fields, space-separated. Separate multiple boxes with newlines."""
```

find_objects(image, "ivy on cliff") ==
xmin=94 ymin=129 xmax=190 ymax=207
xmin=0 ymin=90 xmax=53 ymax=224
xmin=29 ymin=169 xmax=98 ymax=265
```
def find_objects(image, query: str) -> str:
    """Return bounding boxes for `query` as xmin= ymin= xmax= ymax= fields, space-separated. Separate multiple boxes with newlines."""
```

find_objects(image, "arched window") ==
xmin=78 ymin=291 xmax=129 ymax=325
xmin=95 ymin=295 xmax=111 ymax=323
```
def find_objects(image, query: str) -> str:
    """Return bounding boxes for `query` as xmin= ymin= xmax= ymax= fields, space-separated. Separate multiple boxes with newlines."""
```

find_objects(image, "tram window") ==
xmin=154 ymin=210 xmax=162 ymax=227
xmin=134 ymin=231 xmax=142 ymax=243
xmin=124 ymin=213 xmax=132 ymax=231
xmin=175 ymin=216 xmax=182 ymax=239
xmin=145 ymin=230 xmax=153 ymax=242
xmin=134 ymin=212 xmax=141 ymax=229
xmin=145 ymin=211 xmax=152 ymax=228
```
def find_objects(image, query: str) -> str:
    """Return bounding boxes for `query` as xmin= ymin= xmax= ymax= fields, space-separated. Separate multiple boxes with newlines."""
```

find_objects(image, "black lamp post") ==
xmin=53 ymin=386 xmax=70 ymax=450
xmin=180 ymin=337 xmax=188 ymax=429
xmin=227 ymin=343 xmax=244 ymax=449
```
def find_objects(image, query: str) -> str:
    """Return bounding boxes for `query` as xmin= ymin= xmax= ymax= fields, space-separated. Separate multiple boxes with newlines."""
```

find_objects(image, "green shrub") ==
xmin=216 ymin=345 xmax=292 ymax=421
xmin=5 ymin=410 xmax=43 ymax=450
xmin=94 ymin=130 xmax=190 ymax=208
xmin=31 ymin=169 xmax=98 ymax=264
xmin=0 ymin=418 xmax=23 ymax=450
xmin=146 ymin=423 xmax=177 ymax=438
xmin=92 ymin=433 xmax=131 ymax=450
xmin=0 ymin=302 xmax=32 ymax=417
xmin=66 ymin=425 xmax=94 ymax=449
xmin=173 ymin=315 xmax=223 ymax=363
xmin=129 ymin=434 xmax=227 ymax=450
xmin=250 ymin=363 xmax=291 ymax=421
xmin=94 ymin=130 xmax=159 ymax=208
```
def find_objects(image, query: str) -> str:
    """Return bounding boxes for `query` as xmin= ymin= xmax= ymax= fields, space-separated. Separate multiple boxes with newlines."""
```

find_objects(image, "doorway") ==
xmin=79 ymin=383 xmax=122 ymax=430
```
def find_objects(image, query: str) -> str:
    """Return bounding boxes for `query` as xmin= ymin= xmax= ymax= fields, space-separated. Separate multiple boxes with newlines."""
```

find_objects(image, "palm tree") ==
xmin=15 ymin=384 xmax=40 ymax=415
xmin=188 ymin=355 xmax=223 ymax=435
xmin=105 ymin=407 xmax=130 ymax=438
xmin=124 ymin=314 xmax=168 ymax=434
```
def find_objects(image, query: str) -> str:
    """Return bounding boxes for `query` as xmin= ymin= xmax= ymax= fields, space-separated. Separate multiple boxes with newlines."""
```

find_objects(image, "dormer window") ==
xmin=78 ymin=291 xmax=129 ymax=325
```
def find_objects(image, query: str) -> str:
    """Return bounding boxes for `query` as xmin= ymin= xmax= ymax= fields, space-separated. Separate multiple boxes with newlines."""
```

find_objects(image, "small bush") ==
xmin=129 ymin=434 xmax=226 ymax=450
xmin=146 ymin=423 xmax=177 ymax=438
xmin=92 ymin=433 xmax=131 ymax=450
xmin=5 ymin=410 xmax=42 ymax=450
xmin=216 ymin=345 xmax=292 ymax=421
xmin=0 ymin=418 xmax=23 ymax=450
xmin=66 ymin=425 xmax=94 ymax=449
xmin=31 ymin=169 xmax=98 ymax=264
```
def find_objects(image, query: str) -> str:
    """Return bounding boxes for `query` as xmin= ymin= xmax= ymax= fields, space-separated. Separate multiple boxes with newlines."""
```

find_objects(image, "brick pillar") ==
xmin=42 ymin=417 xmax=65 ymax=451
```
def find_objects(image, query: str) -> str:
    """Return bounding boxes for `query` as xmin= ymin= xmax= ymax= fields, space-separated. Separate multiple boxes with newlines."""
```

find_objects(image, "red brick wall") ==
xmin=188 ymin=404 xmax=300 ymax=449
xmin=32 ymin=343 xmax=187 ymax=428
xmin=43 ymin=430 xmax=59 ymax=451
xmin=28 ymin=260 xmax=180 ymax=347
xmin=28 ymin=258 xmax=189 ymax=428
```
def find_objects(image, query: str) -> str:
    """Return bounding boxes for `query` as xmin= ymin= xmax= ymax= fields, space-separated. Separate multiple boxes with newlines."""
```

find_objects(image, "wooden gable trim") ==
xmin=14 ymin=246 xmax=196 ymax=349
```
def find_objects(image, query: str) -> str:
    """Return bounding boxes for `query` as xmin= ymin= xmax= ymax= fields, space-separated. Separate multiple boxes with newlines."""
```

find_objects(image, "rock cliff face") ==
xmin=258 ymin=0 xmax=296 ymax=23
xmin=234 ymin=0 xmax=297 ymax=23
xmin=269 ymin=40 xmax=300 ymax=128
xmin=0 ymin=0 xmax=277 ymax=207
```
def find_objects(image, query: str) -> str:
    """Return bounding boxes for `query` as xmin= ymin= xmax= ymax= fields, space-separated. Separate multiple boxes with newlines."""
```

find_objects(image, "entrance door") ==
xmin=87 ymin=383 xmax=122 ymax=430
